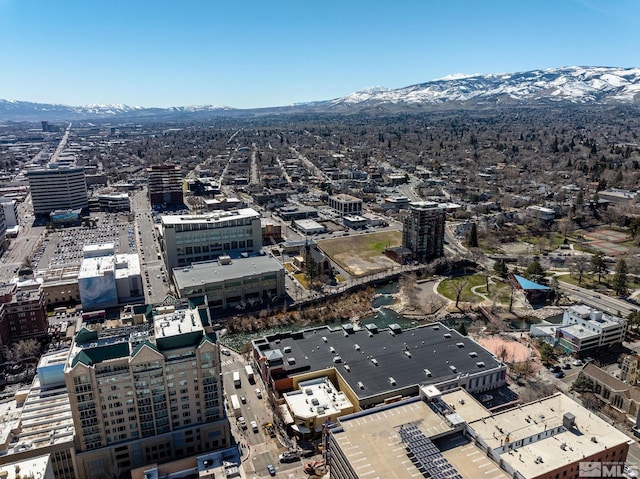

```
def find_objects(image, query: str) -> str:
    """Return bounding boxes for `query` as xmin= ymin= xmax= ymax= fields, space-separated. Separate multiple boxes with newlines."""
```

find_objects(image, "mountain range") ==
xmin=2 ymin=66 xmax=639 ymax=121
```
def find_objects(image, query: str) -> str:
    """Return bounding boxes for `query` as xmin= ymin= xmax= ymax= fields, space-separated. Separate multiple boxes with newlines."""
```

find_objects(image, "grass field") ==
xmin=437 ymin=274 xmax=489 ymax=303
xmin=318 ymin=230 xmax=402 ymax=276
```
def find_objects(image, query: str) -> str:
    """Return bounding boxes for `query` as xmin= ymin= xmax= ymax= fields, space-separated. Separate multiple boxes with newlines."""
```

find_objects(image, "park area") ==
xmin=318 ymin=231 xmax=402 ymax=277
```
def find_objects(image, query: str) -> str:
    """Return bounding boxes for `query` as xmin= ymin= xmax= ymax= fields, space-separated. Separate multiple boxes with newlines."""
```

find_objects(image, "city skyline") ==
xmin=1 ymin=0 xmax=638 ymax=109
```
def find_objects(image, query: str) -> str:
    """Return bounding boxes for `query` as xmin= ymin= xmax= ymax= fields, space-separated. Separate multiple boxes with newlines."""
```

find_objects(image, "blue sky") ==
xmin=0 ymin=0 xmax=637 ymax=109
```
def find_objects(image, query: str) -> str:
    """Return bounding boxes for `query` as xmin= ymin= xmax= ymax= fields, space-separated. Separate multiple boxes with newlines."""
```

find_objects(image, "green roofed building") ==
xmin=65 ymin=301 xmax=229 ymax=479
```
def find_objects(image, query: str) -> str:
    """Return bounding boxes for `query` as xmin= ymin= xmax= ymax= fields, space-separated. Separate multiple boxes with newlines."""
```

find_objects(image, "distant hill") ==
xmin=2 ymin=66 xmax=639 ymax=121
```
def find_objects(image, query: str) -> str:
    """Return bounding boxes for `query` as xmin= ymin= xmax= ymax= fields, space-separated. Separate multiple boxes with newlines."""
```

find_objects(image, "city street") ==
xmin=220 ymin=348 xmax=319 ymax=478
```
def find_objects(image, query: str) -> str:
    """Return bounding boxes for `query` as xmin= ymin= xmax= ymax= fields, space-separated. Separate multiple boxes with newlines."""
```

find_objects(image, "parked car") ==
xmin=572 ymin=359 xmax=583 ymax=366
xmin=240 ymin=395 xmax=247 ymax=404
xmin=550 ymin=365 xmax=561 ymax=373
xmin=250 ymin=420 xmax=259 ymax=433
xmin=255 ymin=388 xmax=262 ymax=399
xmin=266 ymin=464 xmax=276 ymax=476
xmin=562 ymin=363 xmax=571 ymax=370
xmin=237 ymin=417 xmax=247 ymax=429
xmin=279 ymin=451 xmax=299 ymax=463
xmin=220 ymin=348 xmax=231 ymax=356
xmin=554 ymin=371 xmax=565 ymax=379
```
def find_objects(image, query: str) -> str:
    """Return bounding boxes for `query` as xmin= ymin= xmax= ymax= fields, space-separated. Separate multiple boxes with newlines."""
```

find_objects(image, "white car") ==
xmin=572 ymin=359 xmax=583 ymax=366
xmin=250 ymin=420 xmax=259 ymax=433
xmin=237 ymin=416 xmax=247 ymax=429
xmin=255 ymin=388 xmax=262 ymax=399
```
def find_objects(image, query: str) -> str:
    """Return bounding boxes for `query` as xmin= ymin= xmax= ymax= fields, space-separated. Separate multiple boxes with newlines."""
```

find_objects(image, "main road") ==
xmin=557 ymin=279 xmax=638 ymax=317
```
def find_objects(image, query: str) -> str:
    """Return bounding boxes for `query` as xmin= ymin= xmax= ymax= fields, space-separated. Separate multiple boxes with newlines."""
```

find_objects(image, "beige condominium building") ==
xmin=64 ymin=302 xmax=230 ymax=479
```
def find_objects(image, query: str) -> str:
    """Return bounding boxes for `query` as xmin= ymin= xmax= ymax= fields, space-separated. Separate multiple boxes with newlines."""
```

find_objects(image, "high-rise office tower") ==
xmin=27 ymin=165 xmax=88 ymax=217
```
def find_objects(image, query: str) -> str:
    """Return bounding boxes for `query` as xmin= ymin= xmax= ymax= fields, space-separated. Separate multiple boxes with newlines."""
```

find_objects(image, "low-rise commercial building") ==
xmin=328 ymin=194 xmax=362 ymax=217
xmin=530 ymin=304 xmax=627 ymax=356
xmin=173 ymin=255 xmax=285 ymax=309
xmin=0 ymin=280 xmax=48 ymax=345
xmin=252 ymin=323 xmax=506 ymax=410
xmin=328 ymin=389 xmax=631 ymax=479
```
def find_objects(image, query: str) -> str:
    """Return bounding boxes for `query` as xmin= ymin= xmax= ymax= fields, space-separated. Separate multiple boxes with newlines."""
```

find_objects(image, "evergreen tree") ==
xmin=591 ymin=252 xmax=607 ymax=284
xmin=525 ymin=258 xmax=545 ymax=284
xmin=467 ymin=223 xmax=478 ymax=248
xmin=493 ymin=259 xmax=508 ymax=278
xmin=613 ymin=259 xmax=628 ymax=295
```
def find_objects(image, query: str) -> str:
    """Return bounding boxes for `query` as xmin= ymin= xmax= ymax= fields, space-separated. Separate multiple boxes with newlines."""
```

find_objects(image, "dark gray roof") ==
xmin=255 ymin=323 xmax=501 ymax=400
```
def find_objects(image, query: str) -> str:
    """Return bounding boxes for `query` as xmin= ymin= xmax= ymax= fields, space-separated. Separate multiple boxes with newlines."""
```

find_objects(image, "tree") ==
xmin=493 ymin=259 xmax=508 ymax=278
xmin=453 ymin=279 xmax=468 ymax=310
xmin=538 ymin=342 xmax=555 ymax=364
xmin=524 ymin=258 xmax=545 ymax=284
xmin=613 ymin=258 xmax=628 ymax=295
xmin=467 ymin=223 xmax=478 ymax=248
xmin=570 ymin=373 xmax=594 ymax=393
xmin=591 ymin=252 xmax=607 ymax=284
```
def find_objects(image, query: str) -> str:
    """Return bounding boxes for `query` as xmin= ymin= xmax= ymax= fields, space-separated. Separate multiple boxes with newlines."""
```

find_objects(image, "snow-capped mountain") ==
xmin=0 ymin=99 xmax=235 ymax=121
xmin=1 ymin=67 xmax=639 ymax=121
xmin=325 ymin=66 xmax=640 ymax=108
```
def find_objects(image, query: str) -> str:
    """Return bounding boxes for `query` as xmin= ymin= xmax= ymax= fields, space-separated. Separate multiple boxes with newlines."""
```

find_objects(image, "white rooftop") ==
xmin=161 ymin=207 xmax=259 ymax=225
xmin=153 ymin=305 xmax=204 ymax=339
xmin=284 ymin=377 xmax=353 ymax=422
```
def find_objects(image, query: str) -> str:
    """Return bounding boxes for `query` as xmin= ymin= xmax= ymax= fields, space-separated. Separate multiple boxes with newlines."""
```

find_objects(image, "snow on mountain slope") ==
xmin=328 ymin=66 xmax=640 ymax=107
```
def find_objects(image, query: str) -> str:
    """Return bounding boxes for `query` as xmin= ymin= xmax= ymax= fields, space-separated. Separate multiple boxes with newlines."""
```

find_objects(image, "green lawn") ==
xmin=438 ymin=274 xmax=489 ymax=303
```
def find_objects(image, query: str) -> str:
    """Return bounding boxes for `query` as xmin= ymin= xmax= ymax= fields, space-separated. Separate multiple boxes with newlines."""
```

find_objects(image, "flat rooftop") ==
xmin=173 ymin=255 xmax=283 ymax=289
xmin=161 ymin=207 xmax=259 ymax=225
xmin=284 ymin=377 xmax=353 ymax=422
xmin=467 ymin=393 xmax=632 ymax=479
xmin=331 ymin=397 xmax=510 ymax=479
xmin=254 ymin=323 xmax=502 ymax=400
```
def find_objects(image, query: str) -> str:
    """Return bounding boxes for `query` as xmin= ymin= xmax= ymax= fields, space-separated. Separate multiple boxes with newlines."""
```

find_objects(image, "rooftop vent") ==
xmin=357 ymin=381 xmax=365 ymax=390
xmin=305 ymin=389 xmax=313 ymax=395
xmin=344 ymin=364 xmax=351 ymax=372
xmin=449 ymin=365 xmax=457 ymax=373
xmin=371 ymin=358 xmax=378 ymax=366
xmin=444 ymin=333 xmax=452 ymax=338
xmin=424 ymin=368 xmax=432 ymax=377
xmin=283 ymin=346 xmax=292 ymax=353
xmin=389 ymin=377 xmax=396 ymax=386
xmin=333 ymin=356 xmax=342 ymax=363
xmin=354 ymin=344 xmax=360 ymax=351
xmin=476 ymin=361 xmax=485 ymax=368
xmin=469 ymin=352 xmax=478 ymax=357
xmin=287 ymin=357 xmax=296 ymax=365
xmin=322 ymin=336 xmax=328 ymax=343
xmin=456 ymin=342 xmax=465 ymax=348
xmin=329 ymin=346 xmax=335 ymax=354
xmin=404 ymin=350 xmax=412 ymax=358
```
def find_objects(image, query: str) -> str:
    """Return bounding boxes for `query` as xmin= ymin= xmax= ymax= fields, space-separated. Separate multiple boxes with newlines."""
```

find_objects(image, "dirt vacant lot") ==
xmin=318 ymin=230 xmax=402 ymax=276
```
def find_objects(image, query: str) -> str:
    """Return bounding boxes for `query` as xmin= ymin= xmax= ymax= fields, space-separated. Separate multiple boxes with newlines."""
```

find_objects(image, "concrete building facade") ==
xmin=161 ymin=208 xmax=262 ymax=270
xmin=147 ymin=164 xmax=183 ymax=207
xmin=328 ymin=194 xmax=362 ymax=217
xmin=27 ymin=165 xmax=88 ymax=217
xmin=64 ymin=303 xmax=230 ymax=479
xmin=173 ymin=255 xmax=285 ymax=309
xmin=401 ymin=201 xmax=445 ymax=263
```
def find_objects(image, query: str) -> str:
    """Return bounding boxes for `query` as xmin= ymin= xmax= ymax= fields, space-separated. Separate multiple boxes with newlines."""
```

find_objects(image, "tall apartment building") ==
xmin=401 ymin=201 xmax=445 ymax=263
xmin=147 ymin=164 xmax=183 ymax=207
xmin=161 ymin=208 xmax=262 ymax=270
xmin=65 ymin=302 xmax=230 ymax=479
xmin=27 ymin=165 xmax=88 ymax=217
xmin=0 ymin=280 xmax=48 ymax=345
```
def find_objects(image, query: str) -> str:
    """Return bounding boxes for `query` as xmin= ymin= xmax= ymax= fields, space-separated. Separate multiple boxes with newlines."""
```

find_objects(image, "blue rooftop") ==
xmin=514 ymin=274 xmax=550 ymax=290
